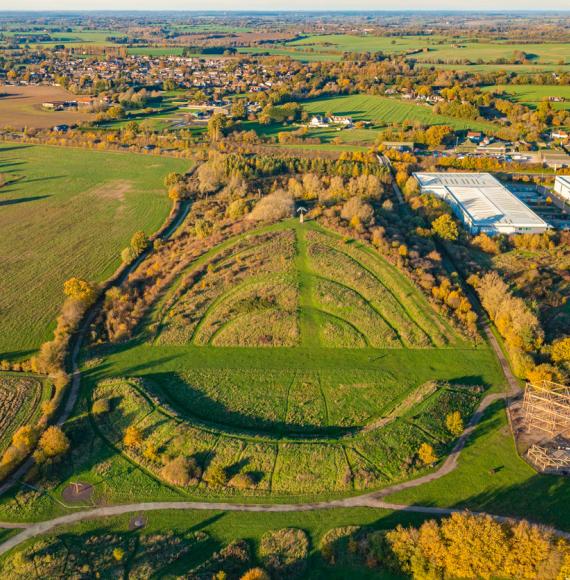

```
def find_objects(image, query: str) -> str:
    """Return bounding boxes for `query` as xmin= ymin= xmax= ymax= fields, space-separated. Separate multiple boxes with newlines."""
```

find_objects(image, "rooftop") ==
xmin=414 ymin=172 xmax=547 ymax=229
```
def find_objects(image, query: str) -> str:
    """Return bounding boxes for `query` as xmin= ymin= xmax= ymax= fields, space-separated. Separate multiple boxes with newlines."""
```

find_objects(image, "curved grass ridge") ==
xmin=91 ymin=377 xmax=481 ymax=497
xmin=154 ymin=221 xmax=463 ymax=349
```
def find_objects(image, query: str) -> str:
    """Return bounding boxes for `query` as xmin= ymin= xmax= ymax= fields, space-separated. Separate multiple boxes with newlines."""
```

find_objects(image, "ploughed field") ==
xmin=84 ymin=221 xmax=504 ymax=498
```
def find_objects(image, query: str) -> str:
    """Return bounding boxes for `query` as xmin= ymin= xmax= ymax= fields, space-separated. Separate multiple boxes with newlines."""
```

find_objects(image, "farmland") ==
xmin=0 ymin=374 xmax=50 ymax=455
xmin=0 ymin=143 xmax=190 ymax=358
xmin=0 ymin=85 xmax=95 ymax=130
xmin=482 ymin=84 xmax=570 ymax=110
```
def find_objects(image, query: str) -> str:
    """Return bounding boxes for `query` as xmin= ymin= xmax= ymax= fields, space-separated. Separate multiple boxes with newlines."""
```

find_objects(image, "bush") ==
xmin=320 ymin=526 xmax=361 ymax=566
xmin=229 ymin=472 xmax=256 ymax=489
xmin=206 ymin=464 xmax=229 ymax=487
xmin=259 ymin=528 xmax=309 ymax=578
xmin=92 ymin=398 xmax=110 ymax=415
xmin=248 ymin=190 xmax=294 ymax=222
xmin=161 ymin=456 xmax=201 ymax=486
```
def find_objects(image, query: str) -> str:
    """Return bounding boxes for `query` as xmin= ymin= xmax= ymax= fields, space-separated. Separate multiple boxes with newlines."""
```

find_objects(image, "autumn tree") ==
xmin=240 ymin=568 xmax=270 ymax=580
xmin=38 ymin=426 xmax=70 ymax=458
xmin=418 ymin=443 xmax=437 ymax=465
xmin=432 ymin=214 xmax=459 ymax=241
xmin=123 ymin=425 xmax=142 ymax=448
xmin=445 ymin=411 xmax=464 ymax=437
xmin=63 ymin=277 xmax=97 ymax=306
xmin=551 ymin=337 xmax=570 ymax=363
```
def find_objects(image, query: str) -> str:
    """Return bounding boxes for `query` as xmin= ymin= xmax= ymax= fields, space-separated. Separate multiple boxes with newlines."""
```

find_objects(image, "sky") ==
xmin=4 ymin=2 xmax=570 ymax=10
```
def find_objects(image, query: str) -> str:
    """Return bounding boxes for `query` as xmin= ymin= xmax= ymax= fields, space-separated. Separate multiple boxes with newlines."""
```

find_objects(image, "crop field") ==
xmin=0 ymin=374 xmax=49 ymax=454
xmin=302 ymin=94 xmax=496 ymax=132
xmin=67 ymin=220 xmax=506 ymax=500
xmin=0 ymin=85 xmax=95 ymax=130
xmin=482 ymin=84 xmax=570 ymax=110
xmin=0 ymin=143 xmax=190 ymax=358
xmin=285 ymin=34 xmax=570 ymax=64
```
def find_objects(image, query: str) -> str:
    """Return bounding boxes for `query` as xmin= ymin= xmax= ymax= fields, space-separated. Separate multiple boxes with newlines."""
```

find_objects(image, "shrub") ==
xmin=161 ymin=456 xmax=201 ymax=486
xmin=229 ymin=472 xmax=256 ymax=489
xmin=91 ymin=398 xmax=110 ymax=415
xmin=248 ymin=190 xmax=294 ymax=222
xmin=206 ymin=464 xmax=229 ymax=487
xmin=320 ymin=526 xmax=361 ymax=566
xmin=123 ymin=425 xmax=142 ymax=448
xmin=259 ymin=528 xmax=309 ymax=578
xmin=445 ymin=411 xmax=464 ymax=437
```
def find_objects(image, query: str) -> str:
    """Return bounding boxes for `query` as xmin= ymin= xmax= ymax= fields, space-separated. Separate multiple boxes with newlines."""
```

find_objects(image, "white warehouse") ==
xmin=413 ymin=172 xmax=548 ymax=235
xmin=554 ymin=175 xmax=570 ymax=202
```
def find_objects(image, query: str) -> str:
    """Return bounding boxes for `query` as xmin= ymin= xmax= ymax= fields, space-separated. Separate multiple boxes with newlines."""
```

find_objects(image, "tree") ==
xmin=123 ymin=425 xmax=142 ymax=448
xmin=113 ymin=547 xmax=125 ymax=561
xmin=164 ymin=172 xmax=183 ymax=188
xmin=432 ymin=214 xmax=459 ymax=241
xmin=208 ymin=113 xmax=228 ymax=141
xmin=130 ymin=230 xmax=149 ymax=256
xmin=38 ymin=426 xmax=70 ymax=458
xmin=551 ymin=337 xmax=570 ymax=363
xmin=240 ymin=568 xmax=270 ymax=580
xmin=445 ymin=411 xmax=464 ymax=437
xmin=63 ymin=277 xmax=97 ymax=305
xmin=248 ymin=190 xmax=294 ymax=222
xmin=12 ymin=425 xmax=38 ymax=451
xmin=418 ymin=443 xmax=437 ymax=465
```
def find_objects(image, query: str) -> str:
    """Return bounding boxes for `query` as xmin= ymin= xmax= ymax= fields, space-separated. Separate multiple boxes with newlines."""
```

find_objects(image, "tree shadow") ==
xmin=0 ymin=195 xmax=51 ymax=207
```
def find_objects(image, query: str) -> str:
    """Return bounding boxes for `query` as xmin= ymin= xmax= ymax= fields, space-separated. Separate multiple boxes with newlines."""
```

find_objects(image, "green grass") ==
xmin=49 ymin=220 xmax=504 ymax=501
xmin=386 ymin=400 xmax=570 ymax=531
xmin=0 ymin=143 xmax=190 ymax=359
xmin=302 ymin=94 xmax=496 ymax=132
xmin=0 ymin=507 xmax=428 ymax=578
xmin=482 ymin=84 xmax=570 ymax=110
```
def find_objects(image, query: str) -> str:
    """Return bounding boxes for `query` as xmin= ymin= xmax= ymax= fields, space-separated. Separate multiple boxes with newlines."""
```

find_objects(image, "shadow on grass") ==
xmin=0 ymin=195 xmax=51 ymax=207
xmin=146 ymin=371 xmax=358 ymax=439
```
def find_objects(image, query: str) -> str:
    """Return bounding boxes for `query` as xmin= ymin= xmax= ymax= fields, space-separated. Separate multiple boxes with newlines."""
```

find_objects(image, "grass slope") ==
xmin=0 ymin=143 xmax=190 ymax=358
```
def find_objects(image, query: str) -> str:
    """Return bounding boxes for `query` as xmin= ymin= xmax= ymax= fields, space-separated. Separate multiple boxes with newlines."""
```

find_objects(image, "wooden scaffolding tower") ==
xmin=522 ymin=380 xmax=570 ymax=437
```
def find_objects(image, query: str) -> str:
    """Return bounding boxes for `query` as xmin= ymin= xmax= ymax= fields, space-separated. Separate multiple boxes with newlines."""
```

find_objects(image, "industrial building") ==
xmin=554 ymin=175 xmax=570 ymax=202
xmin=414 ymin=172 xmax=548 ymax=235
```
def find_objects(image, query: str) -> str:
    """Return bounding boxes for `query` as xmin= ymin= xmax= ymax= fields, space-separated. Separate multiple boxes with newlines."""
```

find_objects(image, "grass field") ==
xmin=52 ymin=220 xmax=504 ymax=500
xmin=482 ymin=84 xmax=570 ymax=110
xmin=0 ymin=85 xmax=95 ymax=130
xmin=302 ymin=94 xmax=496 ymax=132
xmin=0 ymin=143 xmax=190 ymax=359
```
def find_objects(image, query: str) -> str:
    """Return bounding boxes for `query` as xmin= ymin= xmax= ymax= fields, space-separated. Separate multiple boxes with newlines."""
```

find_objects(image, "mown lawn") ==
xmin=302 ymin=94 xmax=497 ymax=132
xmin=0 ymin=143 xmax=190 ymax=359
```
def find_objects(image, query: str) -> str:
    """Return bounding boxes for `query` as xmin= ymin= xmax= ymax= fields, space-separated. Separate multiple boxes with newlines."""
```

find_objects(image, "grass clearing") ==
xmin=482 ymin=84 xmax=570 ymax=110
xmin=0 ymin=143 xmax=190 ymax=358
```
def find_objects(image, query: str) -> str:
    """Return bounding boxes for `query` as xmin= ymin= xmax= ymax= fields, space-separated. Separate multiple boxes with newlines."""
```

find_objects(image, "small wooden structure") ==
xmin=522 ymin=380 xmax=570 ymax=437
xmin=527 ymin=444 xmax=570 ymax=473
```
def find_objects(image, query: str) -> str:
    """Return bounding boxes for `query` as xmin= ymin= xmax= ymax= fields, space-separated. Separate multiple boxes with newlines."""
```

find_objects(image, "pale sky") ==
xmin=4 ymin=2 xmax=570 ymax=11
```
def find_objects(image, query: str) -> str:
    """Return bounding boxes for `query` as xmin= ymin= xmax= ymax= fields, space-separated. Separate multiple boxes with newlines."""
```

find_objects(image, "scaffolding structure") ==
xmin=527 ymin=444 xmax=570 ymax=473
xmin=522 ymin=380 xmax=570 ymax=437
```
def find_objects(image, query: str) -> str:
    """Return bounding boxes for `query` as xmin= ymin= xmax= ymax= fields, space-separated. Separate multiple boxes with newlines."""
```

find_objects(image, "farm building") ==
xmin=554 ymin=175 xmax=570 ymax=202
xmin=413 ymin=172 xmax=548 ymax=235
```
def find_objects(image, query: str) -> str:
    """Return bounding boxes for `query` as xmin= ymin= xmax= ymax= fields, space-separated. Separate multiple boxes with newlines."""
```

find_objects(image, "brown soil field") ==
xmin=0 ymin=85 xmax=94 ymax=129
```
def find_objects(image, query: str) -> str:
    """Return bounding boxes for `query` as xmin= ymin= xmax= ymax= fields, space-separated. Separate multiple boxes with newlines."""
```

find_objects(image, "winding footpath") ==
xmin=0 ymin=199 xmax=551 ymax=556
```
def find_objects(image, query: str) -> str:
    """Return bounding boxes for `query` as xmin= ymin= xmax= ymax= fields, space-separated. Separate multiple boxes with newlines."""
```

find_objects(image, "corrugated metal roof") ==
xmin=414 ymin=172 xmax=547 ymax=228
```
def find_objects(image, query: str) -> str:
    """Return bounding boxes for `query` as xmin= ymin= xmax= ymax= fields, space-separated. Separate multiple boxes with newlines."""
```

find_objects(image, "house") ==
xmin=551 ymin=130 xmax=569 ymax=141
xmin=413 ymin=172 xmax=548 ymax=235
xmin=329 ymin=115 xmax=353 ymax=126
xmin=309 ymin=115 xmax=329 ymax=128
xmin=467 ymin=131 xmax=483 ymax=143
xmin=554 ymin=176 xmax=570 ymax=202
xmin=52 ymin=124 xmax=69 ymax=132
xmin=382 ymin=141 xmax=415 ymax=152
